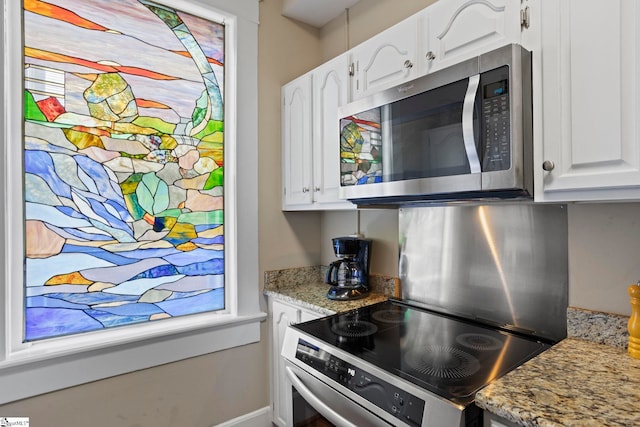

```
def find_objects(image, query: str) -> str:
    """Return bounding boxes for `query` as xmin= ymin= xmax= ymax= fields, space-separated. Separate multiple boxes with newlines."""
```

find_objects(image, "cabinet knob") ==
xmin=404 ymin=60 xmax=413 ymax=69
xmin=314 ymin=187 xmax=320 ymax=192
xmin=542 ymin=160 xmax=555 ymax=172
xmin=302 ymin=187 xmax=309 ymax=193
xmin=425 ymin=51 xmax=436 ymax=61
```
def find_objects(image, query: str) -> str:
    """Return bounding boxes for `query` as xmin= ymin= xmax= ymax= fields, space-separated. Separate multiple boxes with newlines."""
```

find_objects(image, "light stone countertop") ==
xmin=263 ymin=266 xmax=393 ymax=315
xmin=264 ymin=280 xmax=389 ymax=316
xmin=475 ymin=337 xmax=640 ymax=427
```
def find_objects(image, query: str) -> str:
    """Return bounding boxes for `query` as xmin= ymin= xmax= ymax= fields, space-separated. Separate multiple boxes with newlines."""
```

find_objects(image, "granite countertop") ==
xmin=476 ymin=337 xmax=640 ymax=427
xmin=263 ymin=266 xmax=395 ymax=315
xmin=264 ymin=280 xmax=389 ymax=316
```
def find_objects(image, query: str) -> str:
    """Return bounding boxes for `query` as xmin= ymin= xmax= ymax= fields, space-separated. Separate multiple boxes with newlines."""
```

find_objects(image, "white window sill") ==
xmin=0 ymin=311 xmax=266 ymax=404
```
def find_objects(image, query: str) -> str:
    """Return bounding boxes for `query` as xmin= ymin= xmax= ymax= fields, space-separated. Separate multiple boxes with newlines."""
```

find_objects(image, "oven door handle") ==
xmin=285 ymin=366 xmax=358 ymax=427
xmin=462 ymin=73 xmax=481 ymax=174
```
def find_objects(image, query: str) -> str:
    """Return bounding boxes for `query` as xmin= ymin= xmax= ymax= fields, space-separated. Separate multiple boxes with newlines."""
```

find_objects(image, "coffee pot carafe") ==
xmin=325 ymin=237 xmax=371 ymax=300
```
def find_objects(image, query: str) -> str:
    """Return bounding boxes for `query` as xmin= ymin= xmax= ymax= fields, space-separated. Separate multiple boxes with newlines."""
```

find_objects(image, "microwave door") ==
xmin=339 ymin=74 xmax=483 ymax=201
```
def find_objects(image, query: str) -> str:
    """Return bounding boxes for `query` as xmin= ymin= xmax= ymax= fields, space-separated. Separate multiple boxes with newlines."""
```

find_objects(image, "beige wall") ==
xmin=0 ymin=337 xmax=268 ymax=426
xmin=568 ymin=203 xmax=640 ymax=316
xmin=258 ymin=0 xmax=324 ymax=277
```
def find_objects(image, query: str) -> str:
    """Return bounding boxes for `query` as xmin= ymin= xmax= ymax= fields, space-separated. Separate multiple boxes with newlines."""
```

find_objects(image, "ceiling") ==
xmin=281 ymin=0 xmax=361 ymax=28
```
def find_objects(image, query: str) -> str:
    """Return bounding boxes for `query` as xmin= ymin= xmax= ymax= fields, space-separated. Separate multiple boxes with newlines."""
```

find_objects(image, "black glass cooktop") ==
xmin=292 ymin=300 xmax=550 ymax=406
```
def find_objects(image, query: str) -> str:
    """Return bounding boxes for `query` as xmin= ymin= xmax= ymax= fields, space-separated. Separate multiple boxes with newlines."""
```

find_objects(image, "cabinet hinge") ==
xmin=348 ymin=63 xmax=355 ymax=77
xmin=520 ymin=6 xmax=530 ymax=29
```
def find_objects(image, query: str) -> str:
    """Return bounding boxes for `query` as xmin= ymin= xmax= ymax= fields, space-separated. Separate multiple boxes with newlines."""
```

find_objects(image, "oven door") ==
xmin=284 ymin=361 xmax=392 ymax=427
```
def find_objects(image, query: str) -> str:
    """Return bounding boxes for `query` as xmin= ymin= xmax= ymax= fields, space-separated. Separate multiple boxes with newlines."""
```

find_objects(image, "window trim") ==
xmin=1 ymin=0 xmax=263 ymax=404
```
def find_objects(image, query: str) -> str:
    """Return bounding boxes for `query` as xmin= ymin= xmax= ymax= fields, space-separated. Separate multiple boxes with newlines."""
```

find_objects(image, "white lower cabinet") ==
xmin=484 ymin=411 xmax=520 ymax=427
xmin=535 ymin=0 xmax=640 ymax=201
xmin=269 ymin=298 xmax=324 ymax=426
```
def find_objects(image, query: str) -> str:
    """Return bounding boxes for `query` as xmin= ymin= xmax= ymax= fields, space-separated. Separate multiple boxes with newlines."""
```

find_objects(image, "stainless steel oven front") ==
xmin=284 ymin=361 xmax=391 ymax=427
xmin=282 ymin=326 xmax=471 ymax=427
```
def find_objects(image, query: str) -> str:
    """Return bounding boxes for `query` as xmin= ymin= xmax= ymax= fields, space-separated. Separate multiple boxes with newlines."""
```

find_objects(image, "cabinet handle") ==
xmin=425 ymin=51 xmax=436 ymax=61
xmin=542 ymin=160 xmax=555 ymax=172
xmin=521 ymin=6 xmax=530 ymax=29
xmin=403 ymin=60 xmax=413 ymax=69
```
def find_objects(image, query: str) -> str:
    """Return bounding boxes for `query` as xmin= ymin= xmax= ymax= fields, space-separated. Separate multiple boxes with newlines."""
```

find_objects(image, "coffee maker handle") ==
xmin=325 ymin=261 xmax=339 ymax=285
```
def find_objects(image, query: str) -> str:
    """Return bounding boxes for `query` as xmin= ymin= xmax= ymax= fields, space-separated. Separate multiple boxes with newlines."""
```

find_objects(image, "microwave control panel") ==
xmin=481 ymin=67 xmax=511 ymax=172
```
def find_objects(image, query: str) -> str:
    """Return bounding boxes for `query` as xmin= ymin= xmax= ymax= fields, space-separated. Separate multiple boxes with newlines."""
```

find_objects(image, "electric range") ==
xmin=282 ymin=299 xmax=550 ymax=426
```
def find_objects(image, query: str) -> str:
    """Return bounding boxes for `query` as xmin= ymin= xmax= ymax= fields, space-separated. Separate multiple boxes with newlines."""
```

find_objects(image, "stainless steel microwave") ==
xmin=338 ymin=44 xmax=533 ymax=205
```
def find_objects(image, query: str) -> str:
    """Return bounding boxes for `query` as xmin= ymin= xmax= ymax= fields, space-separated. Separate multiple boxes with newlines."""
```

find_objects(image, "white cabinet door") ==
xmin=483 ymin=411 xmax=519 ymax=427
xmin=312 ymin=55 xmax=355 ymax=209
xmin=270 ymin=299 xmax=300 ymax=427
xmin=421 ymin=0 xmax=522 ymax=74
xmin=282 ymin=74 xmax=313 ymax=209
xmin=535 ymin=0 xmax=640 ymax=201
xmin=349 ymin=14 xmax=419 ymax=101
xmin=269 ymin=298 xmax=326 ymax=426
xmin=300 ymin=307 xmax=323 ymax=323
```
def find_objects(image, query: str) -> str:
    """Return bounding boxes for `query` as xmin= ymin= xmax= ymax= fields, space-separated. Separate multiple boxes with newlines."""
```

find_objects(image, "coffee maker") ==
xmin=325 ymin=236 xmax=372 ymax=300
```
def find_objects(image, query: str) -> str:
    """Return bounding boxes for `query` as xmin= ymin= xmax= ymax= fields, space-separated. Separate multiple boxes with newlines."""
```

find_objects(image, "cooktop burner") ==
xmin=331 ymin=319 xmax=378 ymax=338
xmin=456 ymin=333 xmax=504 ymax=351
xmin=292 ymin=300 xmax=550 ymax=405
xmin=404 ymin=345 xmax=480 ymax=379
xmin=371 ymin=308 xmax=407 ymax=323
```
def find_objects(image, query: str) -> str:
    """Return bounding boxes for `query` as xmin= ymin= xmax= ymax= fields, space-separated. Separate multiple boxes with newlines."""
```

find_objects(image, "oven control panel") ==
xmin=296 ymin=339 xmax=425 ymax=426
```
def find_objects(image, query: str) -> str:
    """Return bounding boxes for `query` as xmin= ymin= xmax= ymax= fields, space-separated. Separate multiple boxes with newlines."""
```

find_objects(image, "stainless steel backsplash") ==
xmin=399 ymin=203 xmax=568 ymax=342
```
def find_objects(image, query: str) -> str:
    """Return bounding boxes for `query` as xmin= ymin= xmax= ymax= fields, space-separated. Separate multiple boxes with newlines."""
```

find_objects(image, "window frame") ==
xmin=0 ymin=0 xmax=263 ymax=404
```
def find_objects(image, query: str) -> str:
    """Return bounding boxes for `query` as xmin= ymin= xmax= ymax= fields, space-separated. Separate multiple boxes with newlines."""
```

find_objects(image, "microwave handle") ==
xmin=462 ymin=74 xmax=482 ymax=173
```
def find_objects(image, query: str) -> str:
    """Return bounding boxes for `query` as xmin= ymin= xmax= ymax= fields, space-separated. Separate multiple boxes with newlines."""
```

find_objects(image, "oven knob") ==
xmin=394 ymin=393 xmax=404 ymax=406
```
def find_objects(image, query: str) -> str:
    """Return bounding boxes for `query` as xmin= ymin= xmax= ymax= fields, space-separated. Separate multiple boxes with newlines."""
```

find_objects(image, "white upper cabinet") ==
xmin=281 ymin=55 xmax=355 ymax=211
xmin=283 ymin=0 xmax=640 ymax=206
xmin=349 ymin=14 xmax=419 ymax=101
xmin=535 ymin=0 xmax=640 ymax=201
xmin=420 ymin=0 xmax=523 ymax=74
xmin=282 ymin=73 xmax=313 ymax=209
xmin=312 ymin=55 xmax=354 ymax=209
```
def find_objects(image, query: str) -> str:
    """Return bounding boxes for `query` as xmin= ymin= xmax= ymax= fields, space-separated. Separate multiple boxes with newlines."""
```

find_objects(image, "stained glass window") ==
xmin=23 ymin=0 xmax=226 ymax=341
